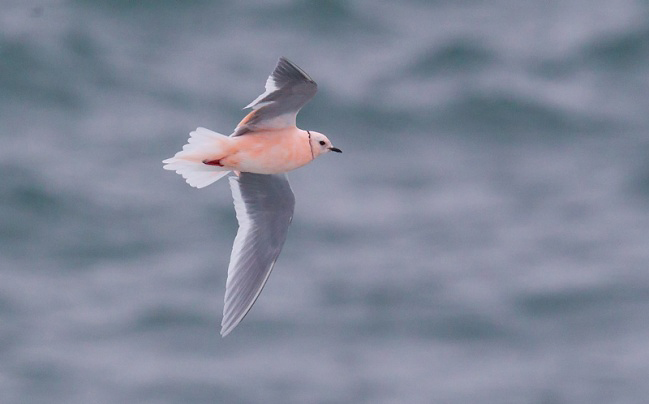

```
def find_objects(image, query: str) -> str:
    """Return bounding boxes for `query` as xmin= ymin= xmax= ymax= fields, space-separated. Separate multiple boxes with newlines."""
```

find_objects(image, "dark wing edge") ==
xmin=270 ymin=57 xmax=316 ymax=90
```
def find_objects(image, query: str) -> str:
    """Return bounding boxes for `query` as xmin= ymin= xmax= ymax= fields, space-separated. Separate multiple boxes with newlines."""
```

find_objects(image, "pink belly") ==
xmin=221 ymin=131 xmax=312 ymax=174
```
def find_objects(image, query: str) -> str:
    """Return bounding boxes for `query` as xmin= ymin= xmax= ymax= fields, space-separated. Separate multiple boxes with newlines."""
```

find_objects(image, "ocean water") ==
xmin=2 ymin=1 xmax=649 ymax=403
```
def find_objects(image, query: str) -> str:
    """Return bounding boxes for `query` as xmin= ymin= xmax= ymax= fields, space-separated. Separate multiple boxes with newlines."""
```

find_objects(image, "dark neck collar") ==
xmin=307 ymin=130 xmax=314 ymax=160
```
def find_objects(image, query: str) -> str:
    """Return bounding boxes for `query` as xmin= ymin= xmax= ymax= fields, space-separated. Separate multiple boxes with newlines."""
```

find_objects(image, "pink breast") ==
xmin=223 ymin=130 xmax=311 ymax=174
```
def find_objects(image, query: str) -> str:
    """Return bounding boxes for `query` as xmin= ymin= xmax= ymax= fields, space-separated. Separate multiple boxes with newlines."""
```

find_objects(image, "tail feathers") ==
xmin=163 ymin=127 xmax=231 ymax=188
xmin=163 ymin=160 xmax=230 ymax=188
xmin=184 ymin=127 xmax=224 ymax=149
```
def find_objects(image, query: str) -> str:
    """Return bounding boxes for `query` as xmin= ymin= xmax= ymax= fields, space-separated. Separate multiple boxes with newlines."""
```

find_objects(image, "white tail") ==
xmin=163 ymin=127 xmax=231 ymax=188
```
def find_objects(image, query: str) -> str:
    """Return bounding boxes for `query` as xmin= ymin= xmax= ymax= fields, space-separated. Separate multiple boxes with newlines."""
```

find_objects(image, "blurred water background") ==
xmin=2 ymin=1 xmax=649 ymax=403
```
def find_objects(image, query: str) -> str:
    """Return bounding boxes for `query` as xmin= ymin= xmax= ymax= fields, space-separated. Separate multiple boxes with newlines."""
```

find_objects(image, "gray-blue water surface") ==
xmin=2 ymin=1 xmax=649 ymax=403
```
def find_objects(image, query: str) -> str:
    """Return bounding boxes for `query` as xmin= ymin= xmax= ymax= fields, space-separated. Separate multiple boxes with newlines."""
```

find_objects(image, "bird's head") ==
xmin=307 ymin=130 xmax=342 ymax=158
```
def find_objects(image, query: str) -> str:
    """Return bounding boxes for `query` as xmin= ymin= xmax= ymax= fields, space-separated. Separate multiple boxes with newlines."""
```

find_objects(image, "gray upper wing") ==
xmin=221 ymin=173 xmax=296 ymax=336
xmin=233 ymin=57 xmax=318 ymax=136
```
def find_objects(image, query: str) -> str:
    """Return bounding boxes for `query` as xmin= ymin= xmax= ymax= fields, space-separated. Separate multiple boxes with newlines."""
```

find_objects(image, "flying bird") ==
xmin=163 ymin=57 xmax=341 ymax=336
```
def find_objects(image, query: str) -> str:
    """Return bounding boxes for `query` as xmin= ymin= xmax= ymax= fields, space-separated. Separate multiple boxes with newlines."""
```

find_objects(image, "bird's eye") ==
xmin=319 ymin=140 xmax=326 ymax=146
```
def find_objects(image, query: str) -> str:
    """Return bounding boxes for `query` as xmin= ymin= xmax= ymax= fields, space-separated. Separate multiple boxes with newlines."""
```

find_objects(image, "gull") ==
xmin=163 ymin=57 xmax=341 ymax=336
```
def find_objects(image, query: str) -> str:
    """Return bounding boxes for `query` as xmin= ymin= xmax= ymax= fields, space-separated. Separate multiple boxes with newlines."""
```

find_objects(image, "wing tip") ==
xmin=220 ymin=323 xmax=235 ymax=337
xmin=241 ymin=56 xmax=316 ymax=115
xmin=275 ymin=56 xmax=315 ymax=83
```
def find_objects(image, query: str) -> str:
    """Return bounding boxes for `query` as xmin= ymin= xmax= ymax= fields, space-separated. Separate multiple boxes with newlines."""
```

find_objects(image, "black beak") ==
xmin=329 ymin=147 xmax=342 ymax=153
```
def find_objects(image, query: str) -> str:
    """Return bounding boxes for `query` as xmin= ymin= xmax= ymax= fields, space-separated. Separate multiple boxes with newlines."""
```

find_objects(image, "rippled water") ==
xmin=2 ymin=1 xmax=649 ymax=403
